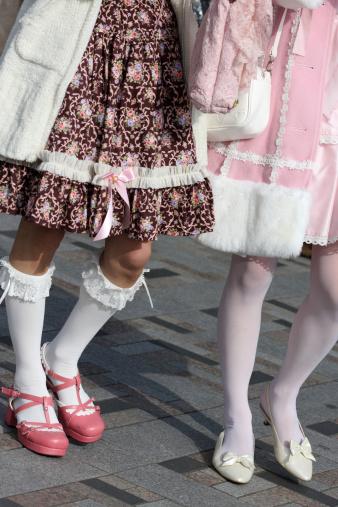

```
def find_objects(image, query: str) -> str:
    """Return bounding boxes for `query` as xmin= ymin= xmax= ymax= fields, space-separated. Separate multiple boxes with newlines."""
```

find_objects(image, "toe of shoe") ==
xmin=214 ymin=463 xmax=254 ymax=484
xmin=25 ymin=430 xmax=69 ymax=451
xmin=72 ymin=414 xmax=105 ymax=438
xmin=286 ymin=457 xmax=313 ymax=482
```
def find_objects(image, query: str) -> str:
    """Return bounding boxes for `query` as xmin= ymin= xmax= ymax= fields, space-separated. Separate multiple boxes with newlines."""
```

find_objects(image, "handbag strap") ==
xmin=270 ymin=8 xmax=288 ymax=61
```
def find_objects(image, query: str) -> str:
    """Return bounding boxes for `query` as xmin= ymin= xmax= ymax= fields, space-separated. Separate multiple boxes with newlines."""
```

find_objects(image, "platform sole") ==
xmin=64 ymin=427 xmax=104 ymax=443
xmin=18 ymin=434 xmax=68 ymax=457
xmin=5 ymin=412 xmax=68 ymax=457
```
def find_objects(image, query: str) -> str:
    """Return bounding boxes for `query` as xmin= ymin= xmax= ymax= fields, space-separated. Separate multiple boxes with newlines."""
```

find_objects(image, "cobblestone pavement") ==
xmin=0 ymin=215 xmax=337 ymax=507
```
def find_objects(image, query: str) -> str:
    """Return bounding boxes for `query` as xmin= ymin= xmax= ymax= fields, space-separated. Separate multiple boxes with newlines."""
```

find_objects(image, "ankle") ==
xmin=14 ymin=373 xmax=48 ymax=397
xmin=224 ymin=407 xmax=253 ymax=429
xmin=45 ymin=343 xmax=78 ymax=378
xmin=269 ymin=381 xmax=298 ymax=405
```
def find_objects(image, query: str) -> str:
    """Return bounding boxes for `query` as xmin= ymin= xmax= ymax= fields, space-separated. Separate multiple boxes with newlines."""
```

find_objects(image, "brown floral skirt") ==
xmin=0 ymin=0 xmax=214 ymax=241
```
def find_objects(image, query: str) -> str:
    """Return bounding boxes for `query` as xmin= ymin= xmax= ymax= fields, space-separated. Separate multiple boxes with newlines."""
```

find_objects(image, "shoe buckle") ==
xmin=43 ymin=397 xmax=49 ymax=412
xmin=1 ymin=387 xmax=20 ymax=398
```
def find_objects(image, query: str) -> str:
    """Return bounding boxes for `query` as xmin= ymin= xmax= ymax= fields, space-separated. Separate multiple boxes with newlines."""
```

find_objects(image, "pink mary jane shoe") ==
xmin=1 ymin=387 xmax=69 ymax=457
xmin=41 ymin=346 xmax=105 ymax=443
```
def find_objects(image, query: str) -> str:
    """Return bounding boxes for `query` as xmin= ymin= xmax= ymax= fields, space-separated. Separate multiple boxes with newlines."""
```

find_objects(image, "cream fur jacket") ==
xmin=0 ymin=0 xmax=195 ymax=164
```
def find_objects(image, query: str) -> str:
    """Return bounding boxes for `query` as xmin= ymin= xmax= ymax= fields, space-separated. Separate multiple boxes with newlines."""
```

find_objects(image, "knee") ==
xmin=118 ymin=246 xmax=151 ymax=276
xmin=101 ymin=241 xmax=152 ymax=286
xmin=228 ymin=259 xmax=274 ymax=299
xmin=313 ymin=284 xmax=338 ymax=317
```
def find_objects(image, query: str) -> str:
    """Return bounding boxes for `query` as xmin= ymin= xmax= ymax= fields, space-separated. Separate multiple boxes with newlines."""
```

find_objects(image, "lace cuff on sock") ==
xmin=0 ymin=257 xmax=55 ymax=302
xmin=82 ymin=262 xmax=146 ymax=311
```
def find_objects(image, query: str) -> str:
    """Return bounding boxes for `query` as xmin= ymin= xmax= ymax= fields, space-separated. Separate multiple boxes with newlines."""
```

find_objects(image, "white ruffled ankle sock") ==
xmin=44 ymin=261 xmax=147 ymax=407
xmin=0 ymin=258 xmax=58 ymax=425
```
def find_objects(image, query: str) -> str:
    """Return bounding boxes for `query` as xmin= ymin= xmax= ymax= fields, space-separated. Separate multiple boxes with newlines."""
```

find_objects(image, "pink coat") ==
xmin=199 ymin=2 xmax=337 ymax=258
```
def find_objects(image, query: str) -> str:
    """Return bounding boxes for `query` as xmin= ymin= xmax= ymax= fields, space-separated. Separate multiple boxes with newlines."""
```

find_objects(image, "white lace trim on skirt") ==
xmin=35 ymin=151 xmax=207 ymax=189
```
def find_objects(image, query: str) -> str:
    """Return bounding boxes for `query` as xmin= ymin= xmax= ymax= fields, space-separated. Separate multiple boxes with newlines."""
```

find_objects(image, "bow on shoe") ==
xmin=289 ymin=438 xmax=316 ymax=462
xmin=221 ymin=452 xmax=255 ymax=471
xmin=18 ymin=422 xmax=64 ymax=436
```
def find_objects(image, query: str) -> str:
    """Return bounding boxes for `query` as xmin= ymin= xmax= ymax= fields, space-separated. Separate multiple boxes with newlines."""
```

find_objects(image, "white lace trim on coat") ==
xmin=304 ymin=235 xmax=338 ymax=246
xmin=273 ymin=12 xmax=301 ymax=157
xmin=35 ymin=151 xmax=207 ymax=189
xmin=213 ymin=142 xmax=318 ymax=174
xmin=320 ymin=134 xmax=338 ymax=145
xmin=0 ymin=257 xmax=55 ymax=303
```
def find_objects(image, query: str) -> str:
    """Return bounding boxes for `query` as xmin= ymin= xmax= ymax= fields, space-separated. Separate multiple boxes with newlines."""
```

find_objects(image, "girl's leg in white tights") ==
xmin=266 ymin=243 xmax=338 ymax=445
xmin=218 ymin=255 xmax=278 ymax=456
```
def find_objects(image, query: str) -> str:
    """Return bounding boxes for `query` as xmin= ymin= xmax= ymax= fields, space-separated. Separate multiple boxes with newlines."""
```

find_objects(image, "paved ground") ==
xmin=0 ymin=215 xmax=337 ymax=507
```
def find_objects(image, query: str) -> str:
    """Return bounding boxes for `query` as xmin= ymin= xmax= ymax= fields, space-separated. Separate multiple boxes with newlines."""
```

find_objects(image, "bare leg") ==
xmin=10 ymin=218 xmax=64 ymax=274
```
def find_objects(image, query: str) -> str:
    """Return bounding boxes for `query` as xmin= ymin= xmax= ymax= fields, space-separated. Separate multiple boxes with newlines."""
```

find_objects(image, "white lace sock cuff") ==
xmin=0 ymin=257 xmax=55 ymax=303
xmin=82 ymin=261 xmax=148 ymax=311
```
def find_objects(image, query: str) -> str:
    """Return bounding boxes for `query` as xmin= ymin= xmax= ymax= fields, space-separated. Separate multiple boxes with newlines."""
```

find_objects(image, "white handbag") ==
xmin=186 ymin=7 xmax=287 ymax=143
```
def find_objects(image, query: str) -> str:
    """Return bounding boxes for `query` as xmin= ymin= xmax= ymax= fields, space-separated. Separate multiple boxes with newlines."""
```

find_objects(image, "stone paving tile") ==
xmin=240 ymin=484 xmax=338 ymax=506
xmin=0 ymin=449 xmax=104 ymax=498
xmin=58 ymin=501 xmax=111 ymax=507
xmin=80 ymin=478 xmax=149 ymax=505
xmin=140 ymin=500 xmax=182 ymax=507
xmin=53 ymin=480 xmax=142 ymax=507
xmin=103 ymin=407 xmax=155 ymax=429
xmin=160 ymin=456 xmax=207 ymax=474
xmin=117 ymin=464 xmax=249 ymax=506
xmin=112 ymin=341 xmax=165 ymax=356
xmin=0 ymin=500 xmax=22 ymax=507
xmin=314 ymin=468 xmax=338 ymax=487
xmin=5 ymin=484 xmax=86 ymax=506
xmin=138 ymin=502 xmax=183 ymax=507
xmin=0 ymin=433 xmax=21 ymax=451
xmin=184 ymin=468 xmax=224 ymax=487
xmin=124 ymin=486 xmax=162 ymax=502
xmin=326 ymin=488 xmax=338 ymax=500
xmin=213 ymin=475 xmax=275 ymax=498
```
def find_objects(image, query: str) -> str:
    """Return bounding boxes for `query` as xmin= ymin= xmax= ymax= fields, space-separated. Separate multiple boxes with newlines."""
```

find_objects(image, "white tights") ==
xmin=218 ymin=245 xmax=338 ymax=456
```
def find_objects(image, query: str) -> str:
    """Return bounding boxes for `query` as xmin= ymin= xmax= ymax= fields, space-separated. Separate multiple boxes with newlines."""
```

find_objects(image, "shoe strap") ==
xmin=45 ymin=366 xmax=79 ymax=387
xmin=18 ymin=421 xmax=64 ymax=433
xmin=46 ymin=372 xmax=84 ymax=407
xmin=59 ymin=397 xmax=98 ymax=413
xmin=1 ymin=387 xmax=54 ymax=424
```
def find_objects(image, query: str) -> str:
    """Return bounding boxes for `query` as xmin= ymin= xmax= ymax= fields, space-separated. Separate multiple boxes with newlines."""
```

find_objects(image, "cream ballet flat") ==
xmin=212 ymin=431 xmax=255 ymax=484
xmin=260 ymin=386 xmax=316 ymax=482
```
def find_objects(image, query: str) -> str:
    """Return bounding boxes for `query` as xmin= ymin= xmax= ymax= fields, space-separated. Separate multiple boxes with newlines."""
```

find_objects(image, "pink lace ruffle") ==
xmin=229 ymin=0 xmax=273 ymax=91
xmin=189 ymin=0 xmax=273 ymax=113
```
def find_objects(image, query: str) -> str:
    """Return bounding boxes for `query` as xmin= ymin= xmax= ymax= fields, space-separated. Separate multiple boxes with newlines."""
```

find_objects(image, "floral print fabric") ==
xmin=0 ymin=165 xmax=214 ymax=240
xmin=0 ymin=0 xmax=214 ymax=240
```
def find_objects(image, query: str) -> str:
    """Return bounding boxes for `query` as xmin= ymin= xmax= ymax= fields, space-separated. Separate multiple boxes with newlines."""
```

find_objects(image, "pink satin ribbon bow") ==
xmin=94 ymin=167 xmax=136 ymax=241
